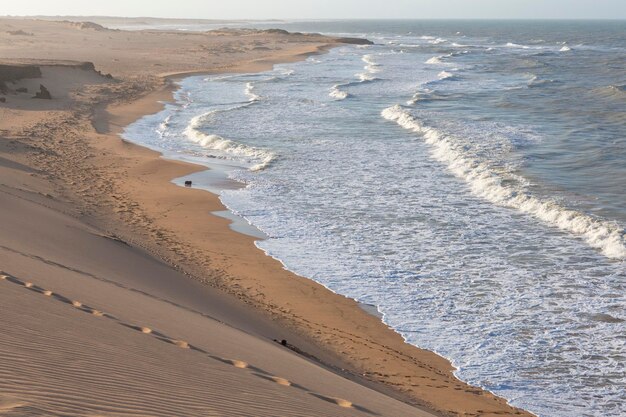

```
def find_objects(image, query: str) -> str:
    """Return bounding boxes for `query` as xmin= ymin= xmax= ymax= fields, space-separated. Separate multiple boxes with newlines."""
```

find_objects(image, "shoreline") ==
xmin=112 ymin=61 xmax=532 ymax=417
xmin=0 ymin=18 xmax=534 ymax=417
xmin=103 ymin=61 xmax=439 ymax=410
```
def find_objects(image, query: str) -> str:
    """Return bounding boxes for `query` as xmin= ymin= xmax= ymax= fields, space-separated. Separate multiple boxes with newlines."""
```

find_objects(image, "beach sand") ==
xmin=0 ymin=18 xmax=533 ymax=417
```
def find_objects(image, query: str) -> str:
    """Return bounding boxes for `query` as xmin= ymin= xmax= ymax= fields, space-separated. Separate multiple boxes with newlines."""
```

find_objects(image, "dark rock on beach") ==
xmin=0 ymin=64 xmax=42 ymax=82
xmin=334 ymin=37 xmax=374 ymax=45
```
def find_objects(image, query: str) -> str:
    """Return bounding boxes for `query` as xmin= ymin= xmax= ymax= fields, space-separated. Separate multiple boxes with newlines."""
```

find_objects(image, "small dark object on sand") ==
xmin=33 ymin=84 xmax=52 ymax=99
xmin=184 ymin=180 xmax=192 ymax=187
xmin=281 ymin=339 xmax=288 ymax=346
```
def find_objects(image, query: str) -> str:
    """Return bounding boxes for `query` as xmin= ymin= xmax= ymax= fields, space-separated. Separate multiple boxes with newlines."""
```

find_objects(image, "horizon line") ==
xmin=2 ymin=15 xmax=625 ymax=21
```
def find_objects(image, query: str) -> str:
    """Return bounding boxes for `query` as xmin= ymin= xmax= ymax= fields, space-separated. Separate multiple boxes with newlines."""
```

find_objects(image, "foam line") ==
xmin=184 ymin=111 xmax=276 ymax=171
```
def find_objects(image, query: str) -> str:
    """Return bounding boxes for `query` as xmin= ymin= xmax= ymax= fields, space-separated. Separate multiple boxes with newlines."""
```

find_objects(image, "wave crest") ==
xmin=329 ymin=84 xmax=350 ymax=100
xmin=438 ymin=71 xmax=457 ymax=80
xmin=362 ymin=54 xmax=382 ymax=73
xmin=245 ymin=82 xmax=261 ymax=102
xmin=506 ymin=42 xmax=531 ymax=49
xmin=426 ymin=56 xmax=444 ymax=64
xmin=185 ymin=112 xmax=276 ymax=171
xmin=381 ymin=105 xmax=626 ymax=259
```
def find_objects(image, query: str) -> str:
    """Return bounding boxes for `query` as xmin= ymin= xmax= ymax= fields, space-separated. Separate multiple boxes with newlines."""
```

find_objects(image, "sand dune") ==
xmin=1 ymin=271 xmax=405 ymax=416
xmin=0 ymin=160 xmax=426 ymax=417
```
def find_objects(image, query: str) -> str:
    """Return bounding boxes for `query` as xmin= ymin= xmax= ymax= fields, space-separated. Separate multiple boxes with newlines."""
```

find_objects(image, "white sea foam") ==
xmin=356 ymin=72 xmax=379 ymax=82
xmin=382 ymin=105 xmax=626 ymax=259
xmin=204 ymin=74 xmax=238 ymax=82
xmin=527 ymin=76 xmax=559 ymax=88
xmin=184 ymin=112 xmax=275 ymax=171
xmin=559 ymin=46 xmax=572 ymax=52
xmin=396 ymin=43 xmax=421 ymax=48
xmin=506 ymin=42 xmax=531 ymax=49
xmin=426 ymin=56 xmax=444 ymax=64
xmin=362 ymin=54 xmax=377 ymax=65
xmin=245 ymin=82 xmax=261 ymax=102
xmin=407 ymin=88 xmax=438 ymax=105
xmin=157 ymin=115 xmax=172 ymax=136
xmin=362 ymin=54 xmax=382 ymax=73
xmin=329 ymin=84 xmax=350 ymax=100
xmin=438 ymin=71 xmax=456 ymax=80
xmin=333 ymin=54 xmax=381 ymax=99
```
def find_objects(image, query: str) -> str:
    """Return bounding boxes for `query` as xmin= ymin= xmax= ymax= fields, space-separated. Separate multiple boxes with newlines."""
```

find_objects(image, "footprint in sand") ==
xmin=172 ymin=340 xmax=189 ymax=349
xmin=333 ymin=398 xmax=353 ymax=408
xmin=1 ymin=272 xmax=366 ymax=413
xmin=227 ymin=359 xmax=248 ymax=369
xmin=310 ymin=393 xmax=353 ymax=408
xmin=270 ymin=376 xmax=291 ymax=386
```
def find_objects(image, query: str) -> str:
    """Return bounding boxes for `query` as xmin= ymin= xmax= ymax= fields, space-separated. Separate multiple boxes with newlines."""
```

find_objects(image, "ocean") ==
xmin=123 ymin=20 xmax=626 ymax=417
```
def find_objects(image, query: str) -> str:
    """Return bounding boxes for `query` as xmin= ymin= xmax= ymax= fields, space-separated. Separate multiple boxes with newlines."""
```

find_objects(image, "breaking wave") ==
xmin=156 ymin=115 xmax=173 ymax=137
xmin=506 ymin=42 xmax=531 ymax=49
xmin=245 ymin=82 xmax=261 ymax=102
xmin=381 ymin=105 xmax=626 ymax=259
xmin=330 ymin=53 xmax=382 ymax=100
xmin=425 ymin=52 xmax=465 ymax=65
xmin=437 ymin=70 xmax=457 ymax=80
xmin=406 ymin=89 xmax=456 ymax=105
xmin=426 ymin=55 xmax=444 ymax=64
xmin=356 ymin=53 xmax=382 ymax=82
xmin=362 ymin=54 xmax=382 ymax=73
xmin=357 ymin=72 xmax=379 ymax=82
xmin=528 ymin=75 xmax=560 ymax=88
xmin=329 ymin=84 xmax=350 ymax=100
xmin=184 ymin=111 xmax=276 ymax=171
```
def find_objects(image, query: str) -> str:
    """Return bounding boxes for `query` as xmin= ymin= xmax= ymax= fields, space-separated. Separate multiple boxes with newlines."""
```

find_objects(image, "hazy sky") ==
xmin=3 ymin=0 xmax=625 ymax=20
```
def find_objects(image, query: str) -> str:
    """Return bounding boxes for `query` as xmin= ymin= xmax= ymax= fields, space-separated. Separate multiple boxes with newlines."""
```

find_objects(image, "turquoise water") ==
xmin=124 ymin=21 xmax=625 ymax=417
